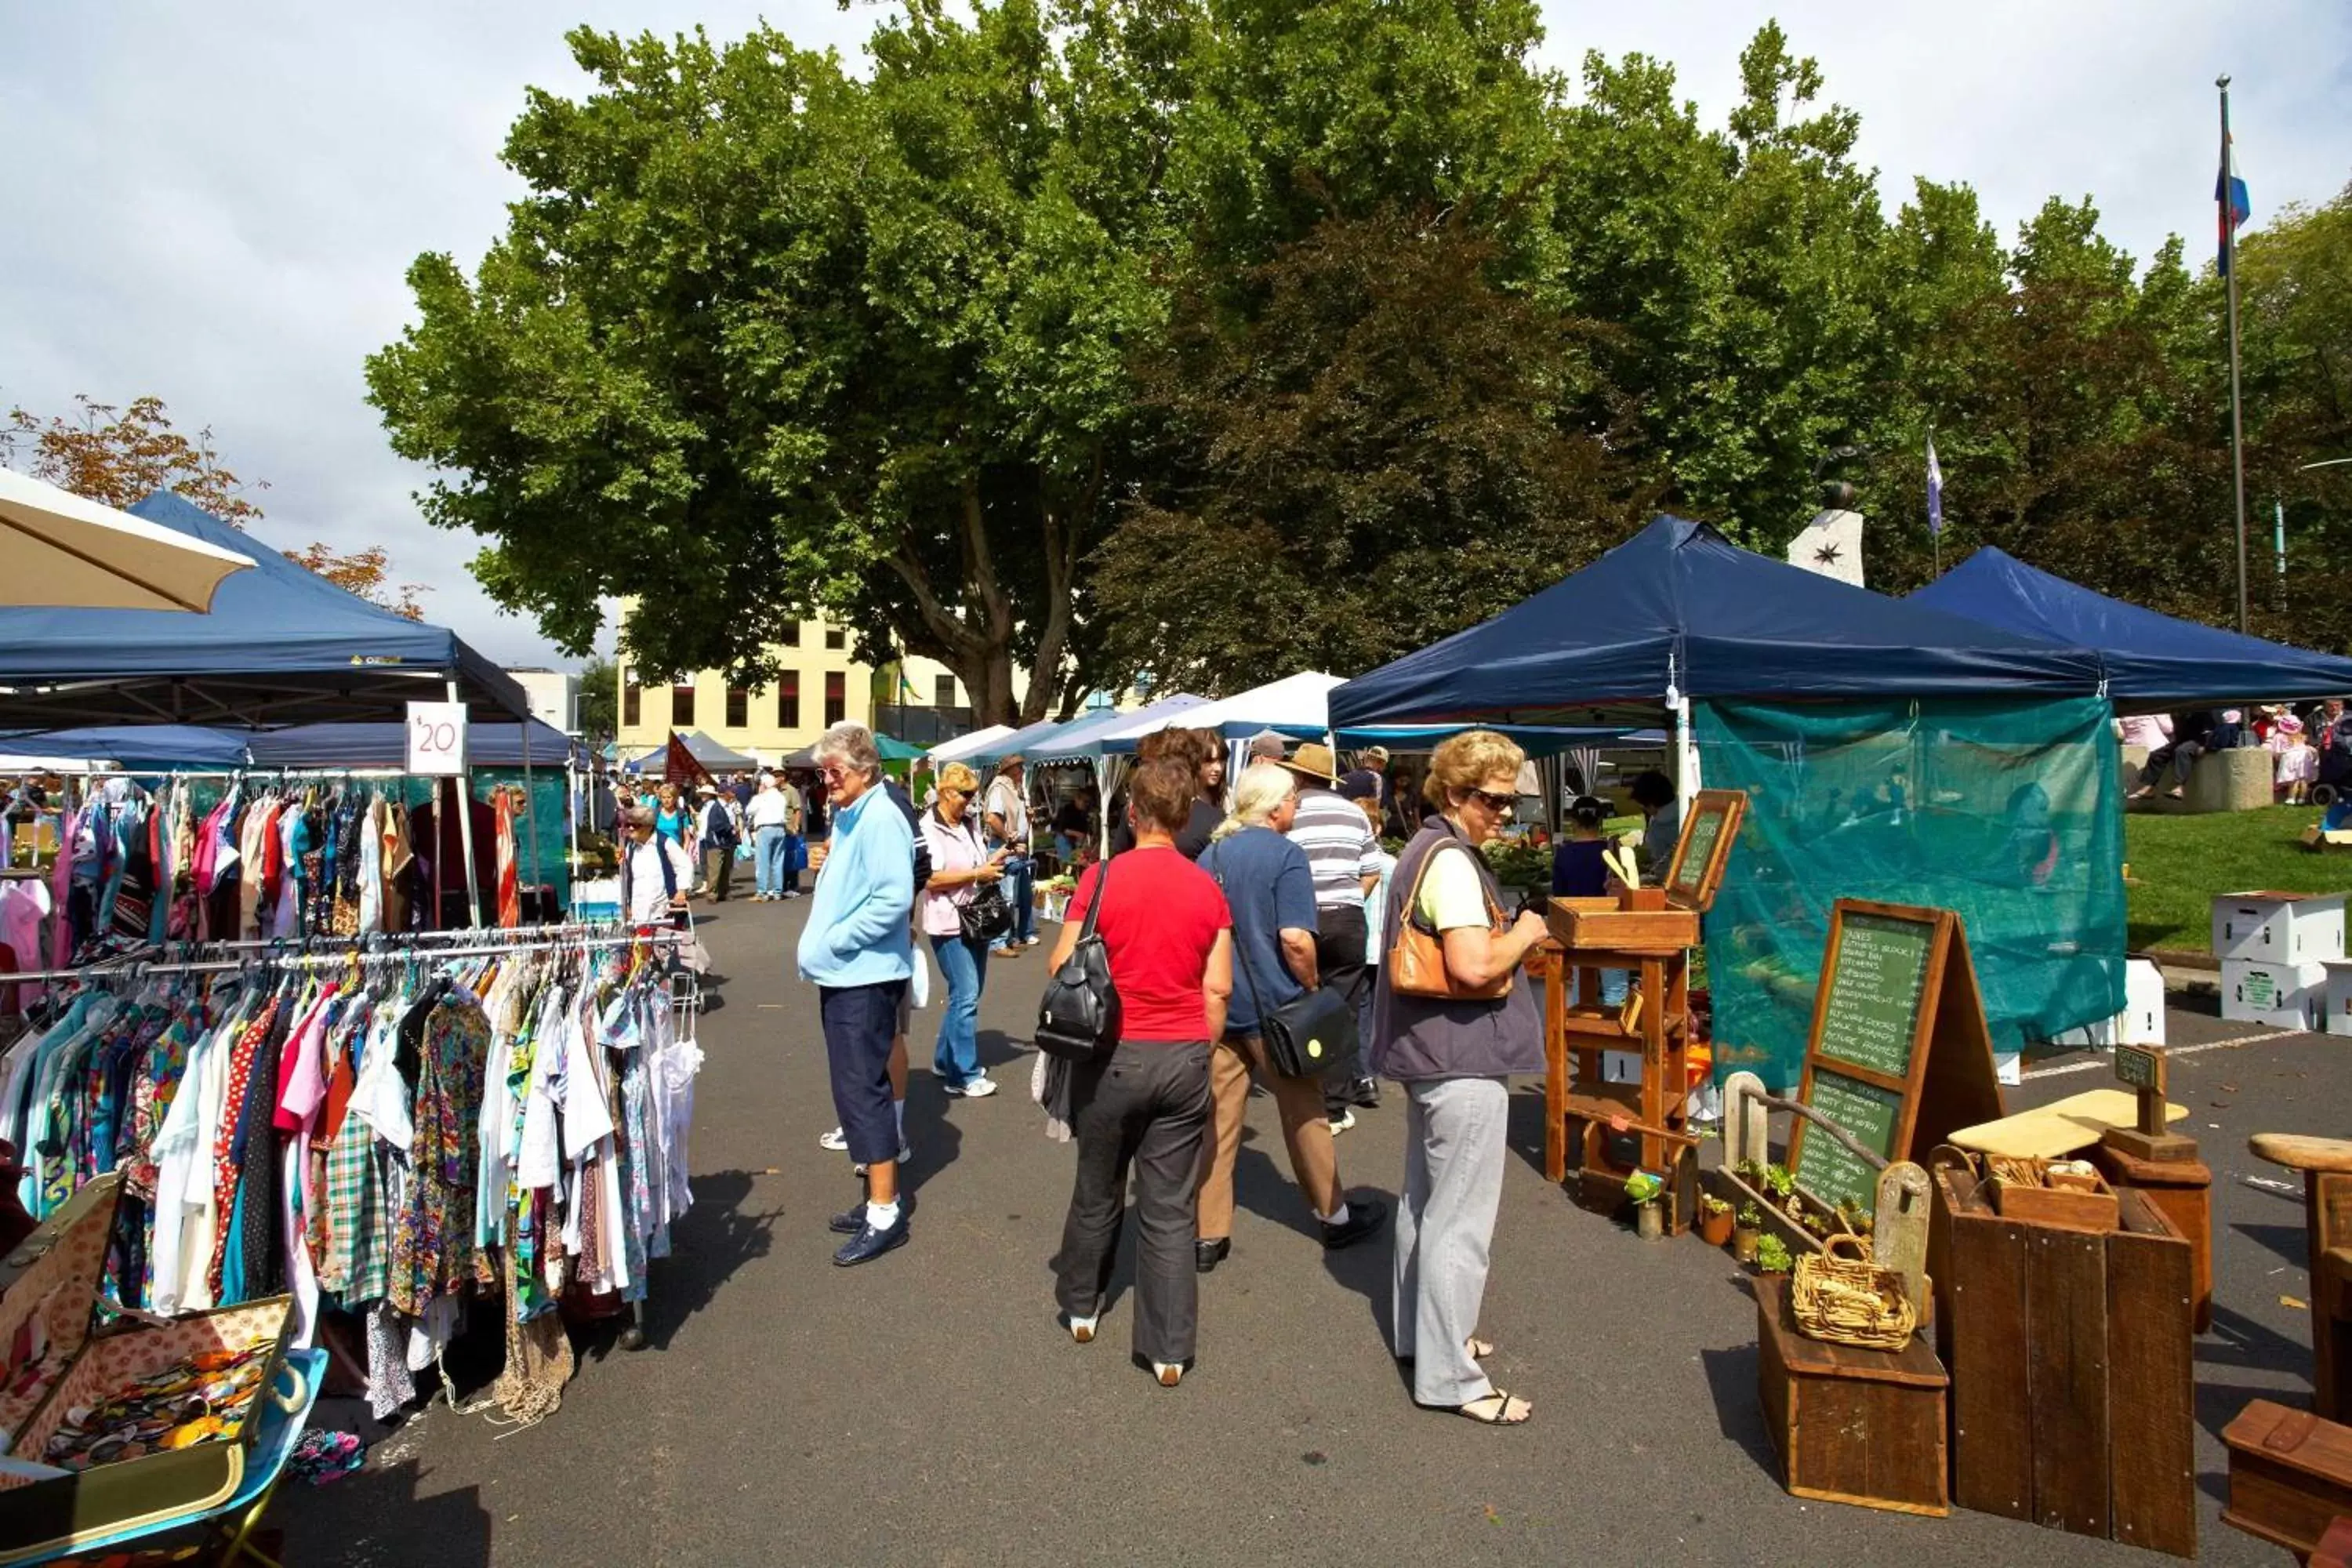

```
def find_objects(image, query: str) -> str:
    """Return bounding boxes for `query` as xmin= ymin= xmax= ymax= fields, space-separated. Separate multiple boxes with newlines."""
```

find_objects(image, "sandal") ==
xmin=1457 ymin=1388 xmax=1532 ymax=1425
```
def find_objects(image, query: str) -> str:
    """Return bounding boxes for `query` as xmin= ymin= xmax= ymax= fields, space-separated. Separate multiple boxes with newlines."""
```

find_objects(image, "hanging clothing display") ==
xmin=0 ymin=925 xmax=699 ymax=1422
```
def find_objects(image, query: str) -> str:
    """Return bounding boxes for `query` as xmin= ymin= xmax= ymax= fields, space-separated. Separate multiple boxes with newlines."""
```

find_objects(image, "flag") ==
xmin=663 ymin=729 xmax=716 ymax=791
xmin=2217 ymin=123 xmax=2250 ymax=271
xmin=1926 ymin=435 xmax=1944 ymax=538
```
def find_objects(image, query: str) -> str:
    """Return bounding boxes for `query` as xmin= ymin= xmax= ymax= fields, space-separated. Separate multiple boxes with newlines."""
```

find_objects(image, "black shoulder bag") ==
xmin=1034 ymin=855 xmax=1120 ymax=1062
xmin=944 ymin=813 xmax=1012 ymax=943
xmin=1212 ymin=861 xmax=1359 ymax=1080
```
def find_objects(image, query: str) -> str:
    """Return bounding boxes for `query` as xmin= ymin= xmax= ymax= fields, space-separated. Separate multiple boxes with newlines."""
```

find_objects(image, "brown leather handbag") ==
xmin=1387 ymin=840 xmax=1512 ymax=1000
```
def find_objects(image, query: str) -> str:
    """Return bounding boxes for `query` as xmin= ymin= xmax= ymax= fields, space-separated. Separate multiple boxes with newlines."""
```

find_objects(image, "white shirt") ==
xmin=746 ymin=789 xmax=792 ymax=830
xmin=626 ymin=837 xmax=693 ymax=923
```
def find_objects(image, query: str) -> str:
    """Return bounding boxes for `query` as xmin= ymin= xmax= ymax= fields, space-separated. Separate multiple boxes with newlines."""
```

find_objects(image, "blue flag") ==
xmin=1926 ymin=436 xmax=1944 ymax=538
xmin=2217 ymin=125 xmax=2250 ymax=271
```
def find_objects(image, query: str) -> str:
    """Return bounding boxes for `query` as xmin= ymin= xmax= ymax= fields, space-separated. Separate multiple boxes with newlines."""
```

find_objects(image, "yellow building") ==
xmin=612 ymin=605 xmax=978 ymax=763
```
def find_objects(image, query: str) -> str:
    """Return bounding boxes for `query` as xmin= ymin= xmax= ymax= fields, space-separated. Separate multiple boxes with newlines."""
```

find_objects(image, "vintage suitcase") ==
xmin=1929 ymin=1153 xmax=2198 ymax=1559
xmin=1755 ymin=1275 xmax=1949 ymax=1516
xmin=0 ymin=1174 xmax=296 ymax=1564
xmin=2223 ymin=1399 xmax=2352 ymax=1559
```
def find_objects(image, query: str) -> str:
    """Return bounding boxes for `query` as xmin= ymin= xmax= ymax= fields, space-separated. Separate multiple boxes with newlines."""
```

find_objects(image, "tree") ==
xmin=6 ymin=392 xmax=433 ymax=617
xmin=577 ymin=655 xmax=619 ymax=742
xmin=367 ymin=7 xmax=1183 ymax=725
xmin=5 ymin=394 xmax=266 ymax=521
xmin=1094 ymin=204 xmax=1651 ymax=692
xmin=282 ymin=543 xmax=430 ymax=620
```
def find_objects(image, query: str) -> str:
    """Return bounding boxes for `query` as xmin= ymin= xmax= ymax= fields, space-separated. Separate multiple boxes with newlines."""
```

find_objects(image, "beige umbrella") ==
xmin=0 ymin=466 xmax=253 ymax=611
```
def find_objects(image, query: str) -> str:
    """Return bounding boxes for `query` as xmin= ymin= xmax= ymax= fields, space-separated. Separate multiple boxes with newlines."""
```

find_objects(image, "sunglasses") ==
xmin=1462 ymin=787 xmax=1517 ymax=813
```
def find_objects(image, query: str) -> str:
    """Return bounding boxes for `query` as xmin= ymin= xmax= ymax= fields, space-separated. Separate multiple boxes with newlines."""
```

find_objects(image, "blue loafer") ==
xmin=833 ymin=1213 xmax=910 ymax=1267
xmin=828 ymin=1207 xmax=866 ymax=1235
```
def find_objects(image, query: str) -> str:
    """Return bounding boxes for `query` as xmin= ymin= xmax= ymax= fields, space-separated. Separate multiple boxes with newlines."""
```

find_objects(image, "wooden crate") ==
xmin=1930 ymin=1158 xmax=2198 ymax=1558
xmin=1544 ymin=902 xmax=1698 ymax=956
xmin=1755 ymin=1276 xmax=1950 ymax=1516
xmin=1991 ymin=1167 xmax=2120 ymax=1232
xmin=2223 ymin=1399 xmax=2352 ymax=1559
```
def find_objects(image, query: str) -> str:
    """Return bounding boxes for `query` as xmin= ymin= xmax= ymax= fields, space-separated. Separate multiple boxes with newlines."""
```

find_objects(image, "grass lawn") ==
xmin=2125 ymin=805 xmax=2350 ymax=953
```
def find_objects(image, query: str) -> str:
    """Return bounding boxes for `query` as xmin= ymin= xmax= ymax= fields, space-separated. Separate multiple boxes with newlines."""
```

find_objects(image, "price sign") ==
xmin=406 ymin=701 xmax=470 ymax=776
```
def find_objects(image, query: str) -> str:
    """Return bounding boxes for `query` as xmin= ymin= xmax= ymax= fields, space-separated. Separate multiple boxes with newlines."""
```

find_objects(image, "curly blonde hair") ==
xmin=936 ymin=760 xmax=980 ymax=795
xmin=1424 ymin=730 xmax=1526 ymax=809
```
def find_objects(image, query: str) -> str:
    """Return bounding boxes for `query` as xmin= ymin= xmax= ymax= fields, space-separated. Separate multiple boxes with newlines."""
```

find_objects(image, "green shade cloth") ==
xmin=873 ymin=733 xmax=924 ymax=762
xmin=1697 ymin=695 xmax=2125 ymax=1090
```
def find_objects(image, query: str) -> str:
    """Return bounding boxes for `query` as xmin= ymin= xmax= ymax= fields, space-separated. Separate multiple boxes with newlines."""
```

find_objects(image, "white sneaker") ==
xmin=1327 ymin=1109 xmax=1356 ymax=1135
xmin=946 ymin=1076 xmax=999 ymax=1099
xmin=851 ymin=1143 xmax=915 ymax=1175
xmin=818 ymin=1127 xmax=848 ymax=1151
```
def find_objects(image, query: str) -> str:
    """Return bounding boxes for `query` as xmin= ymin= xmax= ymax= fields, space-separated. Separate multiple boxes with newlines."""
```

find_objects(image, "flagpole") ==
xmin=2221 ymin=74 xmax=2250 ymax=633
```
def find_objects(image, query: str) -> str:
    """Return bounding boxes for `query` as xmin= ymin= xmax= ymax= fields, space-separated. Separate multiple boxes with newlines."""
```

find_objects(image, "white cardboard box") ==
xmin=2322 ymin=961 xmax=2352 ymax=1036
xmin=2222 ymin=956 xmax=2330 ymax=1029
xmin=2039 ymin=958 xmax=2166 ymax=1052
xmin=2212 ymin=891 xmax=2347 ymax=965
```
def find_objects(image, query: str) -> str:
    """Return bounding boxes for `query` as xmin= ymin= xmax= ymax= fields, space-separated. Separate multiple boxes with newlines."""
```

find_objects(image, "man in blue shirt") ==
xmin=797 ymin=723 xmax=916 ymax=1266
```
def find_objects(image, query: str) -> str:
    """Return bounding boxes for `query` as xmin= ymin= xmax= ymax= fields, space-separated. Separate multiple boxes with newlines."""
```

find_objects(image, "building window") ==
xmin=671 ymin=680 xmax=695 ymax=727
xmin=622 ymin=674 xmax=641 ymax=728
xmin=825 ymin=626 xmax=845 ymax=651
xmin=934 ymin=673 xmax=956 ymax=710
xmin=779 ymin=623 xmax=800 ymax=647
xmin=726 ymin=684 xmax=749 ymax=728
xmin=824 ymin=671 xmax=846 ymax=726
xmin=777 ymin=673 xmax=800 ymax=729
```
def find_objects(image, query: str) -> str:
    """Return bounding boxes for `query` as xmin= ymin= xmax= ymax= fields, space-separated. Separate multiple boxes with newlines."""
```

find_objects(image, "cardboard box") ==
xmin=2223 ymin=957 xmax=2329 ymax=1029
xmin=2322 ymin=962 xmax=2352 ymax=1036
xmin=2212 ymin=891 xmax=2347 ymax=965
xmin=2120 ymin=956 xmax=2166 ymax=1045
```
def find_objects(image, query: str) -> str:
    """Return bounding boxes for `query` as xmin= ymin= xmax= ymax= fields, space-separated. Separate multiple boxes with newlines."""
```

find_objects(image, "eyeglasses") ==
xmin=1463 ymin=787 xmax=1517 ymax=813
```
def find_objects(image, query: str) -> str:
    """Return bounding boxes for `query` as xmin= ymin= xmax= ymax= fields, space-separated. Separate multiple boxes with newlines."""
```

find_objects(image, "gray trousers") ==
xmin=1392 ymin=1075 xmax=1509 ymax=1406
xmin=1053 ymin=1041 xmax=1212 ymax=1366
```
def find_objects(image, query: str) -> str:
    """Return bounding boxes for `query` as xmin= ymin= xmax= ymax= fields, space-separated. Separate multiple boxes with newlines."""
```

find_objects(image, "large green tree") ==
xmin=368 ymin=4 xmax=1181 ymax=724
xmin=1094 ymin=204 xmax=1652 ymax=692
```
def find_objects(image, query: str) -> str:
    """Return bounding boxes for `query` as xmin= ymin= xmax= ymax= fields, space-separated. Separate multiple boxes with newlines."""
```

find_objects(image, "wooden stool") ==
xmin=2250 ymin=1134 xmax=2352 ymax=1421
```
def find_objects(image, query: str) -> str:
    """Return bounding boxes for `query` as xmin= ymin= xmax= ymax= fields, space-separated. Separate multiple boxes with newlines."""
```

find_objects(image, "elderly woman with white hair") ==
xmin=797 ymin=721 xmax=918 ymax=1267
xmin=1190 ymin=762 xmax=1385 ymax=1276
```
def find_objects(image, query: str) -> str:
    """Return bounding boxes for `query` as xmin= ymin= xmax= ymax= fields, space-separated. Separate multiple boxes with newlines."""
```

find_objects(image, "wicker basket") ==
xmin=1789 ymin=1234 xmax=1915 ymax=1351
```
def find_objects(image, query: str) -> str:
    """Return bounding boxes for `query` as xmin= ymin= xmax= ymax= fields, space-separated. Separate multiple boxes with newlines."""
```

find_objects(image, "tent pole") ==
xmin=449 ymin=678 xmax=483 ymax=929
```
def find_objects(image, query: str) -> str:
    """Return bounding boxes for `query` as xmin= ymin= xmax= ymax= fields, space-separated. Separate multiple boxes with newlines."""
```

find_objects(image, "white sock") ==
xmin=1323 ymin=1201 xmax=1350 ymax=1228
xmin=866 ymin=1199 xmax=901 ymax=1229
xmin=893 ymin=1099 xmax=906 ymax=1138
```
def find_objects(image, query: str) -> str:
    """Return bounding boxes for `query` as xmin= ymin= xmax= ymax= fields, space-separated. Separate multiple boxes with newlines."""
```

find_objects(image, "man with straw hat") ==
xmin=1277 ymin=742 xmax=1385 ymax=1127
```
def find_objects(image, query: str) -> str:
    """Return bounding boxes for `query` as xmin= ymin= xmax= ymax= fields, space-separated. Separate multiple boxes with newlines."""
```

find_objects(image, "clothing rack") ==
xmin=3 ymin=927 xmax=684 ymax=988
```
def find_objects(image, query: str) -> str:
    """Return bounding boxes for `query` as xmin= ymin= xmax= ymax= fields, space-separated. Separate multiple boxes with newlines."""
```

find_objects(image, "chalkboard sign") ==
xmin=2114 ymin=1043 xmax=2162 ymax=1093
xmin=1792 ymin=1069 xmax=1903 ymax=1216
xmin=1815 ymin=912 xmax=1933 ymax=1079
xmin=1783 ymin=899 xmax=2003 ymax=1222
xmin=1664 ymin=789 xmax=1746 ymax=909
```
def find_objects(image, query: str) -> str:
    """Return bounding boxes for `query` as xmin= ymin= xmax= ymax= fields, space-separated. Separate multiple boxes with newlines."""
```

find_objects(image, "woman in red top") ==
xmin=1046 ymin=757 xmax=1232 ymax=1387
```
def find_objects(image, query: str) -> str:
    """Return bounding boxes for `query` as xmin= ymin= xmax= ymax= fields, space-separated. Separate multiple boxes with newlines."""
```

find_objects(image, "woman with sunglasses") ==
xmin=918 ymin=761 xmax=1008 ymax=1098
xmin=1370 ymin=729 xmax=1549 ymax=1426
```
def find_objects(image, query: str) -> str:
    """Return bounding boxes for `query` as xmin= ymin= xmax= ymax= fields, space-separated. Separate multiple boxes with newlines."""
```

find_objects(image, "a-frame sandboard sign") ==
xmin=1786 ymin=899 xmax=2006 ymax=1219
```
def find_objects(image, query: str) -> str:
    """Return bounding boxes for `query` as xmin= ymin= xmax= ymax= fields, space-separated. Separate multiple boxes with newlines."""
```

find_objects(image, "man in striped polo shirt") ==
xmin=1275 ymin=742 xmax=1385 ymax=1131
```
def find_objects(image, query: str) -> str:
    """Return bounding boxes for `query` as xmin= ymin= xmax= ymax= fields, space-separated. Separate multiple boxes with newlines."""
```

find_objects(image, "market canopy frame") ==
xmin=0 ymin=492 xmax=531 ymax=730
xmin=1907 ymin=546 xmax=2352 ymax=709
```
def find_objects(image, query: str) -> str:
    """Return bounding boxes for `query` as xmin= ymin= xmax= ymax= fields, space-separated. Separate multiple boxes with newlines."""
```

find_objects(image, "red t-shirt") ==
xmin=1066 ymin=847 xmax=1230 ymax=1042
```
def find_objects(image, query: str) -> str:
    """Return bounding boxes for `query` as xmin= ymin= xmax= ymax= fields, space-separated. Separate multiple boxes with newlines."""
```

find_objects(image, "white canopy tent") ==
xmin=1099 ymin=671 xmax=1343 ymax=751
xmin=926 ymin=723 xmax=1017 ymax=766
xmin=0 ymin=467 xmax=253 ymax=612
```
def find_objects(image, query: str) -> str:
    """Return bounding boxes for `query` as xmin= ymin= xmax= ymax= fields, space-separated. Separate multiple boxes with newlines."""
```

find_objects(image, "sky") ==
xmin=3 ymin=2 xmax=2347 ymax=671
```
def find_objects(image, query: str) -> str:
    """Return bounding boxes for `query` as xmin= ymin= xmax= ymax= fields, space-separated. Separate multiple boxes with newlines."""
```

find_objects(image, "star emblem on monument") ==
xmin=1813 ymin=543 xmax=1844 ymax=567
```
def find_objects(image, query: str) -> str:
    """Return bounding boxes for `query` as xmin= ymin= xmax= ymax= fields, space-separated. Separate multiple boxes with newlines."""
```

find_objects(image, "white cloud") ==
xmin=3 ymin=2 xmax=2344 ymax=670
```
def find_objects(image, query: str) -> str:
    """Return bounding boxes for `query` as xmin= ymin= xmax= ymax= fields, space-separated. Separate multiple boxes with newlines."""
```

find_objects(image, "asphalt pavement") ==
xmin=267 ymin=898 xmax=2345 ymax=1566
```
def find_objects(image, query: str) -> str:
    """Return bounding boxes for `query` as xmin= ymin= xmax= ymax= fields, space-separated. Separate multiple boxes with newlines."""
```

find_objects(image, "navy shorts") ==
xmin=820 ymin=981 xmax=907 ymax=1166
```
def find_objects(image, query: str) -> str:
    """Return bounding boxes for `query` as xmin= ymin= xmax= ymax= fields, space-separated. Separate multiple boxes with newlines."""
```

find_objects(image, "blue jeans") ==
xmin=931 ymin=932 xmax=991 ymax=1088
xmin=995 ymin=855 xmax=1035 ymax=948
xmin=754 ymin=826 xmax=787 ymax=896
xmin=1571 ymin=967 xmax=1631 ymax=1007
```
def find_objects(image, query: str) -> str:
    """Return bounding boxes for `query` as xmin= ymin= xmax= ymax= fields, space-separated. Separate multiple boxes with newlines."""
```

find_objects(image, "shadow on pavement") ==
xmin=902 ymin=1076 xmax=967 ymax=1189
xmin=1699 ymin=1339 xmax=1778 ymax=1477
xmin=2233 ymin=1219 xmax=2314 ymax=1271
xmin=637 ymin=1169 xmax=781 ymax=1352
xmin=278 ymin=1458 xmax=495 ymax=1568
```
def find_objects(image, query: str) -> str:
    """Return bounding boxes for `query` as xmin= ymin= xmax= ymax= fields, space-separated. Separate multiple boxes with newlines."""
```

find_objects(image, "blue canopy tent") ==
xmin=625 ymin=729 xmax=759 ymax=775
xmin=246 ymin=719 xmax=583 ymax=769
xmin=1028 ymin=694 xmax=1207 ymax=762
xmin=0 ymin=724 xmax=253 ymax=768
xmin=954 ymin=713 xmax=1082 ymax=768
xmin=1328 ymin=516 xmax=2103 ymax=730
xmin=0 ymin=492 xmax=531 ymax=730
xmin=1908 ymin=546 xmax=2352 ymax=707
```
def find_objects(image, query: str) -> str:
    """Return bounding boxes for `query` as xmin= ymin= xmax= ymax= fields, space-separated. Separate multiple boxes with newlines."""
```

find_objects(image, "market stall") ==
xmin=1329 ymin=515 xmax=2122 ymax=1090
